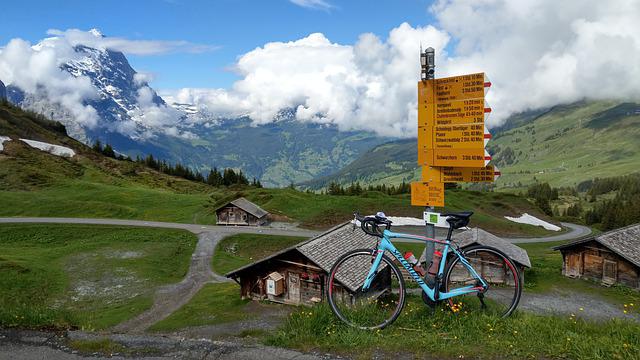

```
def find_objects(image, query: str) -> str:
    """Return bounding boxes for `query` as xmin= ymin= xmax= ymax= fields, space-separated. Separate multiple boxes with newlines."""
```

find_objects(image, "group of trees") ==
xmin=583 ymin=174 xmax=640 ymax=230
xmin=325 ymin=181 xmax=411 ymax=196
xmin=530 ymin=174 xmax=640 ymax=231
xmin=93 ymin=140 xmax=261 ymax=188
xmin=526 ymin=182 xmax=558 ymax=216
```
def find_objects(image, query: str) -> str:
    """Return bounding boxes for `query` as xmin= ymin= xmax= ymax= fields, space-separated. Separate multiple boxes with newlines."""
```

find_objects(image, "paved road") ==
xmin=0 ymin=217 xmax=319 ymax=238
xmin=391 ymin=222 xmax=591 ymax=244
xmin=503 ymin=222 xmax=591 ymax=244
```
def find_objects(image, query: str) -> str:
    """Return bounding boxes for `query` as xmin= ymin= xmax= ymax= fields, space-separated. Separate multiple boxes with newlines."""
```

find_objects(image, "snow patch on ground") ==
xmin=504 ymin=213 xmax=561 ymax=231
xmin=0 ymin=136 xmax=11 ymax=151
xmin=20 ymin=138 xmax=76 ymax=158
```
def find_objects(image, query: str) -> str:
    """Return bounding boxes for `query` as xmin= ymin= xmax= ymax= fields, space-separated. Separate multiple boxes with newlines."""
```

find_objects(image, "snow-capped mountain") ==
xmin=7 ymin=30 xmax=181 ymax=142
xmin=3 ymin=30 xmax=386 ymax=186
xmin=0 ymin=80 xmax=6 ymax=100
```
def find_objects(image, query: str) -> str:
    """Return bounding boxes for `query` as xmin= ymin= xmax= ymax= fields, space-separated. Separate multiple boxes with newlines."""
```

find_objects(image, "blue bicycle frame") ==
xmin=362 ymin=229 xmax=488 ymax=301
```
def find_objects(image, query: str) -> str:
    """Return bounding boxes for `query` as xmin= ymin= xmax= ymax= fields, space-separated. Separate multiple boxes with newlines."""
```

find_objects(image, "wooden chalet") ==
xmin=225 ymin=222 xmax=390 ymax=306
xmin=410 ymin=228 xmax=531 ymax=285
xmin=554 ymin=224 xmax=640 ymax=289
xmin=215 ymin=197 xmax=269 ymax=226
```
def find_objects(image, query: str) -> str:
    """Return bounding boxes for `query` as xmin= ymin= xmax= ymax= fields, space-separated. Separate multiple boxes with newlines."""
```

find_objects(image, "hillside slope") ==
xmin=490 ymin=101 xmax=640 ymax=189
xmin=0 ymin=101 xmax=215 ymax=223
xmin=0 ymin=101 xmax=560 ymax=236
xmin=302 ymin=138 xmax=418 ymax=189
xmin=312 ymin=101 xmax=640 ymax=191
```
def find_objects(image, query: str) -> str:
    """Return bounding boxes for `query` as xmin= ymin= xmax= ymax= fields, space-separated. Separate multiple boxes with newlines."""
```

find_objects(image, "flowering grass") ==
xmin=266 ymin=295 xmax=640 ymax=359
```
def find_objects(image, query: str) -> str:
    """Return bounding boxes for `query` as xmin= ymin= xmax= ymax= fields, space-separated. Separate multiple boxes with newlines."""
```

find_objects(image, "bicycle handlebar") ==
xmin=353 ymin=211 xmax=392 ymax=238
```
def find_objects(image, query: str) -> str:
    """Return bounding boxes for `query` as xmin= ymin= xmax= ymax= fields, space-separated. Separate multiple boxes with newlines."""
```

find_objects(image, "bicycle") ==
xmin=327 ymin=211 xmax=522 ymax=330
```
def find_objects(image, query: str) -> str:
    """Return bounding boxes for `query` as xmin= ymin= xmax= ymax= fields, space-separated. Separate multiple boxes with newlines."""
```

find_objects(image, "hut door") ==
xmin=287 ymin=272 xmax=300 ymax=303
xmin=565 ymin=253 xmax=582 ymax=278
xmin=602 ymin=260 xmax=617 ymax=286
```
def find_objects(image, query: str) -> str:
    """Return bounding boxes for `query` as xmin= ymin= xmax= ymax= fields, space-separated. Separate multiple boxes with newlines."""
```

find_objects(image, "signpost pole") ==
xmin=421 ymin=47 xmax=436 ymax=274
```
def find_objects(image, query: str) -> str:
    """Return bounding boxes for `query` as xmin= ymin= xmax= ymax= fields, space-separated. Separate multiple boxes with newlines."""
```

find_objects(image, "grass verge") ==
xmin=149 ymin=283 xmax=251 ymax=331
xmin=266 ymin=297 xmax=640 ymax=359
xmin=0 ymin=224 xmax=197 ymax=330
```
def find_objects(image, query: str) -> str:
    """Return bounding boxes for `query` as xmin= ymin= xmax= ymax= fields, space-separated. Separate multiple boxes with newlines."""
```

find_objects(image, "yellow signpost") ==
xmin=422 ymin=165 xmax=500 ymax=183
xmin=431 ymin=72 xmax=489 ymax=103
xmin=410 ymin=181 xmax=445 ymax=207
xmin=411 ymin=62 xmax=497 ymax=207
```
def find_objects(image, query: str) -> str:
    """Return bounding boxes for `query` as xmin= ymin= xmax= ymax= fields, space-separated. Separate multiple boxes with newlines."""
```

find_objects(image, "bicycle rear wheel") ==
xmin=443 ymin=245 xmax=522 ymax=317
xmin=327 ymin=249 xmax=405 ymax=330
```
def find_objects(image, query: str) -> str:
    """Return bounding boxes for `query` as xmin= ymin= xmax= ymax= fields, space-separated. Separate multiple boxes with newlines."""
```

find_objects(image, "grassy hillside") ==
xmin=491 ymin=101 xmax=640 ymax=190
xmin=302 ymin=138 xmax=419 ymax=189
xmin=0 ymin=101 xmax=558 ymax=236
xmin=0 ymin=101 xmax=217 ymax=223
xmin=0 ymin=224 xmax=196 ymax=330
xmin=311 ymin=101 xmax=640 ymax=193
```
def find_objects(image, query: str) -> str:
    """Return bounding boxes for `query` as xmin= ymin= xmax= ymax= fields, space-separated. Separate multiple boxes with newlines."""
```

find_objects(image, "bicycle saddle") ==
xmin=442 ymin=211 xmax=473 ymax=229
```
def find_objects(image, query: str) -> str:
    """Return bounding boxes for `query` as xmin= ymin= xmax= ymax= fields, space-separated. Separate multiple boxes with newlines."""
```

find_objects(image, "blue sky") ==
xmin=0 ymin=0 xmax=435 ymax=89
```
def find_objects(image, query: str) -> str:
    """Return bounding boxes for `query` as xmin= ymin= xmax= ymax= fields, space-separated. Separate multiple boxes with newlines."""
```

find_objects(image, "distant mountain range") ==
xmin=308 ymin=100 xmax=640 ymax=190
xmin=2 ymin=33 xmax=385 ymax=187
xmin=4 ymin=32 xmax=638 ymax=189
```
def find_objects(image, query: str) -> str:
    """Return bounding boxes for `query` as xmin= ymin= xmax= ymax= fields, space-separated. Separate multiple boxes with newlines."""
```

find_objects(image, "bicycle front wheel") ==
xmin=327 ymin=249 xmax=405 ymax=330
xmin=443 ymin=245 xmax=522 ymax=318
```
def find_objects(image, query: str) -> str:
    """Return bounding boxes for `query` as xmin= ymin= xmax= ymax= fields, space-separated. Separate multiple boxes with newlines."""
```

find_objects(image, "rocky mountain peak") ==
xmin=0 ymin=79 xmax=6 ymax=100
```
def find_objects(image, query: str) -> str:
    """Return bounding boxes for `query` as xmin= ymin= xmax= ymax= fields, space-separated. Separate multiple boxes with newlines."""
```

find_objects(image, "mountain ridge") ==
xmin=2 ymin=39 xmax=386 ymax=187
xmin=308 ymin=100 xmax=640 ymax=190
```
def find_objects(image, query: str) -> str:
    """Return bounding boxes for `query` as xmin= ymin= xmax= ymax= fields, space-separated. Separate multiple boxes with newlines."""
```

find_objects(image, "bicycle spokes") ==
xmin=327 ymin=250 xmax=406 ymax=330
xmin=444 ymin=247 xmax=521 ymax=317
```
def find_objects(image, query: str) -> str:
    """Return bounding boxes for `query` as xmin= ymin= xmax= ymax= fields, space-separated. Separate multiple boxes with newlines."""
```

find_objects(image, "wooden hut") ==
xmin=225 ymin=222 xmax=389 ymax=306
xmin=215 ymin=197 xmax=268 ymax=226
xmin=553 ymin=224 xmax=640 ymax=288
xmin=411 ymin=228 xmax=531 ymax=286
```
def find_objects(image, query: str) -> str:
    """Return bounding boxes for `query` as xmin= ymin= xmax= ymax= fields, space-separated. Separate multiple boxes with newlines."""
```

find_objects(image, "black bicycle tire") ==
xmin=327 ymin=249 xmax=406 ymax=330
xmin=442 ymin=245 xmax=522 ymax=318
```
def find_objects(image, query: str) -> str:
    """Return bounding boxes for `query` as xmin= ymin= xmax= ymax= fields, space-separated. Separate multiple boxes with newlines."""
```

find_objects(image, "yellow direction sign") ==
xmin=418 ymin=148 xmax=491 ymax=167
xmin=433 ymin=124 xmax=491 ymax=149
xmin=428 ymin=99 xmax=491 ymax=127
xmin=422 ymin=165 xmax=501 ymax=183
xmin=431 ymin=72 xmax=490 ymax=103
xmin=411 ymin=181 xmax=445 ymax=207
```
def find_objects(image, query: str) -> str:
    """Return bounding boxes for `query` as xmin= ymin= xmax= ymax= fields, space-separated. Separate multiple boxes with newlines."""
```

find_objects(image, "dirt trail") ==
xmin=112 ymin=232 xmax=229 ymax=333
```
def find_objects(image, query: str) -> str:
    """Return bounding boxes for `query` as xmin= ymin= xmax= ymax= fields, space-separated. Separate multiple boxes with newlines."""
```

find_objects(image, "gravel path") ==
xmin=0 ymin=329 xmax=334 ymax=360
xmin=112 ymin=232 xmax=229 ymax=333
xmin=518 ymin=289 xmax=639 ymax=322
xmin=0 ymin=217 xmax=319 ymax=238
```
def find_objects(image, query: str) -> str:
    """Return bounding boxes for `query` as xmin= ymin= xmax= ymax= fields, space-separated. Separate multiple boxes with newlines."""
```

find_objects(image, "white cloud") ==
xmin=289 ymin=0 xmax=333 ymax=11
xmin=127 ymin=86 xmax=194 ymax=139
xmin=0 ymin=38 xmax=99 ymax=127
xmin=174 ymin=0 xmax=640 ymax=137
xmin=173 ymin=25 xmax=450 ymax=137
xmin=46 ymin=28 xmax=218 ymax=56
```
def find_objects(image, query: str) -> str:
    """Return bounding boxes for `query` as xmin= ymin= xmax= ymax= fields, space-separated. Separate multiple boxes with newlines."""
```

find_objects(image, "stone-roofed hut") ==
xmin=215 ymin=197 xmax=269 ymax=226
xmin=412 ymin=228 xmax=531 ymax=285
xmin=225 ymin=222 xmax=389 ymax=306
xmin=554 ymin=223 xmax=640 ymax=288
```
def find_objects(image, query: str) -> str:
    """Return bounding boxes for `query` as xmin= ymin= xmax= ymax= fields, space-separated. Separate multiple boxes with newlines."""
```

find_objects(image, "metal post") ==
xmin=421 ymin=47 xmax=436 ymax=274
